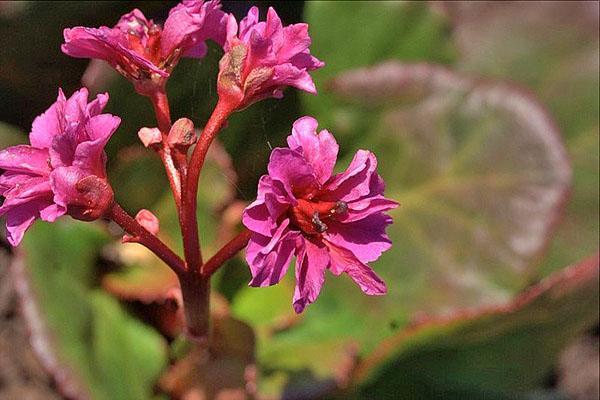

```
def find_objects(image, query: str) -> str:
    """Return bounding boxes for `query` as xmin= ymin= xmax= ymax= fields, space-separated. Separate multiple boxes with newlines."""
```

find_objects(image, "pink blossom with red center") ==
xmin=242 ymin=117 xmax=398 ymax=313
xmin=0 ymin=88 xmax=120 ymax=246
xmin=62 ymin=1 xmax=227 ymax=88
xmin=217 ymin=7 xmax=324 ymax=109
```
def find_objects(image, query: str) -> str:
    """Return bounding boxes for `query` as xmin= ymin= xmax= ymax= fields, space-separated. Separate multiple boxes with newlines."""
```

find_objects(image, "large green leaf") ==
xmin=248 ymin=62 xmax=572 ymax=397
xmin=12 ymin=220 xmax=168 ymax=400
xmin=353 ymin=253 xmax=599 ymax=399
xmin=445 ymin=1 xmax=599 ymax=274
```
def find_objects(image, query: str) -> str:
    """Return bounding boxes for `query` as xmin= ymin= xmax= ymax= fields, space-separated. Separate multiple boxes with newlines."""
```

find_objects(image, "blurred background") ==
xmin=0 ymin=1 xmax=598 ymax=399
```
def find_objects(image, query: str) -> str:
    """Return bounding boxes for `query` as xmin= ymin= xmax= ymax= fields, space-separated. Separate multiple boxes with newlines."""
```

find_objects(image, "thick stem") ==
xmin=108 ymin=202 xmax=186 ymax=275
xmin=203 ymin=229 xmax=251 ymax=277
xmin=182 ymin=99 xmax=235 ymax=273
xmin=179 ymin=273 xmax=211 ymax=344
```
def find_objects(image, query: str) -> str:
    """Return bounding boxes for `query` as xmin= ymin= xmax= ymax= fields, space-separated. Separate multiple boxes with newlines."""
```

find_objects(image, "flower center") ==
xmin=289 ymin=198 xmax=347 ymax=235
xmin=126 ymin=21 xmax=162 ymax=65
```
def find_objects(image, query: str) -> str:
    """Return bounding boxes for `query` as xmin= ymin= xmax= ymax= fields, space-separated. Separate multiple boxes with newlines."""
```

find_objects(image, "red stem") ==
xmin=203 ymin=229 xmax=251 ymax=277
xmin=149 ymin=90 xmax=184 ymax=208
xmin=108 ymin=202 xmax=186 ymax=276
xmin=182 ymin=99 xmax=234 ymax=273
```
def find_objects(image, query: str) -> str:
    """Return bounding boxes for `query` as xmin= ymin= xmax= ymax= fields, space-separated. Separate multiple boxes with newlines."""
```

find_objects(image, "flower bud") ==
xmin=138 ymin=127 xmax=163 ymax=148
xmin=68 ymin=175 xmax=114 ymax=222
xmin=167 ymin=118 xmax=197 ymax=150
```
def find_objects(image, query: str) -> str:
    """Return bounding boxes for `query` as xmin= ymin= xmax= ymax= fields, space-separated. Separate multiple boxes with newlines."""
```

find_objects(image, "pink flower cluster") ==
xmin=0 ymin=88 xmax=119 ymax=245
xmin=1 ymin=1 xmax=396 ymax=313
xmin=62 ymin=0 xmax=227 ymax=89
xmin=243 ymin=117 xmax=397 ymax=312
xmin=62 ymin=1 xmax=323 ymax=104
xmin=218 ymin=7 xmax=324 ymax=109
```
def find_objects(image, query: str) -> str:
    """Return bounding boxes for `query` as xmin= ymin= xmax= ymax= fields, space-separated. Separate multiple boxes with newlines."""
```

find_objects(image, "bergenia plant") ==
xmin=1 ymin=0 xmax=395 ymax=347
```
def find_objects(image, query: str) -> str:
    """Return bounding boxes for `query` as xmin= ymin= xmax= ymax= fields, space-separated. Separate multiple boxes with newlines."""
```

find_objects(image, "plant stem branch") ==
xmin=203 ymin=229 xmax=251 ymax=277
xmin=182 ymin=99 xmax=234 ymax=273
xmin=108 ymin=202 xmax=186 ymax=276
xmin=149 ymin=90 xmax=184 ymax=208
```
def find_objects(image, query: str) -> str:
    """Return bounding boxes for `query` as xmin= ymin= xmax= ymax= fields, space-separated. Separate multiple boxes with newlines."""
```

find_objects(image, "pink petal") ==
xmin=86 ymin=92 xmax=109 ymax=117
xmin=0 ymin=146 xmax=51 ymax=176
xmin=49 ymin=166 xmax=87 ymax=209
xmin=322 ymin=150 xmax=378 ymax=203
xmin=161 ymin=0 xmax=226 ymax=58
xmin=267 ymin=148 xmax=318 ymax=201
xmin=287 ymin=116 xmax=338 ymax=184
xmin=343 ymin=195 xmax=398 ymax=223
xmin=4 ymin=203 xmax=39 ymax=246
xmin=292 ymin=238 xmax=329 ymax=313
xmin=325 ymin=213 xmax=393 ymax=264
xmin=246 ymin=219 xmax=297 ymax=287
xmin=326 ymin=239 xmax=387 ymax=295
xmin=74 ymin=114 xmax=120 ymax=176
xmin=29 ymin=90 xmax=66 ymax=149
xmin=39 ymin=203 xmax=66 ymax=222
xmin=0 ymin=177 xmax=52 ymax=214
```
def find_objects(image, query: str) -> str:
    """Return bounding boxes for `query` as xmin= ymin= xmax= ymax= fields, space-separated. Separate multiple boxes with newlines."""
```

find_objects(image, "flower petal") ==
xmin=326 ymin=239 xmax=387 ymax=295
xmin=0 ymin=146 xmax=51 ymax=176
xmin=4 ymin=200 xmax=53 ymax=246
xmin=267 ymin=148 xmax=318 ymax=201
xmin=287 ymin=116 xmax=338 ymax=184
xmin=292 ymin=238 xmax=329 ymax=313
xmin=325 ymin=213 xmax=393 ymax=264
xmin=30 ymin=89 xmax=66 ymax=149
xmin=246 ymin=219 xmax=298 ymax=287
xmin=322 ymin=150 xmax=378 ymax=202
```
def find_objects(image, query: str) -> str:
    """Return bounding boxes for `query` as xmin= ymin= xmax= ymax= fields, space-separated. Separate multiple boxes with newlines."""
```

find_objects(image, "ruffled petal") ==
xmin=0 ymin=146 xmax=51 ymax=176
xmin=246 ymin=219 xmax=298 ymax=287
xmin=29 ymin=89 xmax=66 ymax=149
xmin=326 ymin=239 xmax=387 ymax=295
xmin=267 ymin=148 xmax=318 ymax=201
xmin=287 ymin=116 xmax=338 ymax=184
xmin=322 ymin=150 xmax=379 ymax=203
xmin=325 ymin=213 xmax=393 ymax=264
xmin=292 ymin=238 xmax=329 ymax=313
xmin=4 ymin=202 xmax=43 ymax=246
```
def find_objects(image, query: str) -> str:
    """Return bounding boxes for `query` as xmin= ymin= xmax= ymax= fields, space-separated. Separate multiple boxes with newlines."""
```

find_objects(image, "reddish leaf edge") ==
xmin=9 ymin=249 xmax=92 ymax=400
xmin=352 ymin=252 xmax=599 ymax=384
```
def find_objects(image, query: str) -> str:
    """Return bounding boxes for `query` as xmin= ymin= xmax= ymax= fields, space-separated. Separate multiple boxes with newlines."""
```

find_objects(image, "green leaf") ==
xmin=353 ymin=254 xmax=599 ymax=400
xmin=15 ymin=220 xmax=168 ymax=400
xmin=445 ymin=1 xmax=599 ymax=273
xmin=302 ymin=1 xmax=455 ymax=147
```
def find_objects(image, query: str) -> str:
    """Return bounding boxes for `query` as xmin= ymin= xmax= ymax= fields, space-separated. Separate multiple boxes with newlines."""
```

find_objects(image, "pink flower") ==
xmin=62 ymin=1 xmax=227 ymax=91
xmin=0 ymin=88 xmax=120 ymax=246
xmin=217 ymin=7 xmax=324 ymax=109
xmin=242 ymin=117 xmax=397 ymax=313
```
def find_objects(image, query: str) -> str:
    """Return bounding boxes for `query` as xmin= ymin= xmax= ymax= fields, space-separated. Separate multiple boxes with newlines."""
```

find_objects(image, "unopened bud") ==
xmin=69 ymin=175 xmax=114 ymax=221
xmin=167 ymin=118 xmax=196 ymax=150
xmin=123 ymin=209 xmax=159 ymax=242
xmin=138 ymin=127 xmax=162 ymax=148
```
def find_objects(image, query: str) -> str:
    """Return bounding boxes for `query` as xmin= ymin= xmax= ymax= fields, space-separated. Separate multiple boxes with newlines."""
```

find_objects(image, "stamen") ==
xmin=331 ymin=200 xmax=348 ymax=215
xmin=311 ymin=212 xmax=328 ymax=233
